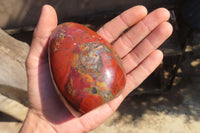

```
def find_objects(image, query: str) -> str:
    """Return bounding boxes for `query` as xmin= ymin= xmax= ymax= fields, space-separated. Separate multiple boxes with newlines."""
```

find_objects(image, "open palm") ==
xmin=21 ymin=5 xmax=172 ymax=133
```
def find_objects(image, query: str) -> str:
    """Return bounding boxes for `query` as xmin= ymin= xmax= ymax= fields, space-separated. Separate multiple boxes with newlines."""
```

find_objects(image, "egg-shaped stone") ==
xmin=48 ymin=22 xmax=126 ymax=115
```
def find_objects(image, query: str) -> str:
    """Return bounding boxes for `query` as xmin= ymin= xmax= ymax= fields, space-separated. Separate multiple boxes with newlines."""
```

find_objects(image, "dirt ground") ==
xmin=91 ymin=76 xmax=200 ymax=133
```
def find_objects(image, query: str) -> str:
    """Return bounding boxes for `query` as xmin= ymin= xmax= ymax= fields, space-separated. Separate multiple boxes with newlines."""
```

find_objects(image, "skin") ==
xmin=20 ymin=5 xmax=173 ymax=133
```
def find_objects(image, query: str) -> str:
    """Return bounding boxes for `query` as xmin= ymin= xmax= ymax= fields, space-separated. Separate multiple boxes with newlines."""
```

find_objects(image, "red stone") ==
xmin=48 ymin=22 xmax=126 ymax=115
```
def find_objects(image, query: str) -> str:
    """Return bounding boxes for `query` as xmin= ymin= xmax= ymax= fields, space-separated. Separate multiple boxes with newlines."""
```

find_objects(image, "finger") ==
xmin=113 ymin=8 xmax=170 ymax=58
xmin=97 ymin=6 xmax=147 ymax=43
xmin=121 ymin=50 xmax=163 ymax=97
xmin=28 ymin=5 xmax=57 ymax=64
xmin=123 ymin=22 xmax=173 ymax=73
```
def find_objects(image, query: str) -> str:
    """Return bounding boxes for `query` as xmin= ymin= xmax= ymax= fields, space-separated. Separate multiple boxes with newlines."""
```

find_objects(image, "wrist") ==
xmin=20 ymin=110 xmax=56 ymax=133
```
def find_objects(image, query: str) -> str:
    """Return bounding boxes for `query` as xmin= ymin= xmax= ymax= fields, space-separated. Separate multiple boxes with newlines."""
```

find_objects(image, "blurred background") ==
xmin=0 ymin=0 xmax=200 ymax=132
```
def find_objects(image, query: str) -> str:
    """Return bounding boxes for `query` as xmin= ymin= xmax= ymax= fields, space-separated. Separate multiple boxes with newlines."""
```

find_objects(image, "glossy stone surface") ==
xmin=48 ymin=22 xmax=126 ymax=115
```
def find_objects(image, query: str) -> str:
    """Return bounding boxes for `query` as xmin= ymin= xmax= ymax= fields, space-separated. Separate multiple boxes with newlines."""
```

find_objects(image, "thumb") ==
xmin=28 ymin=4 xmax=58 ymax=64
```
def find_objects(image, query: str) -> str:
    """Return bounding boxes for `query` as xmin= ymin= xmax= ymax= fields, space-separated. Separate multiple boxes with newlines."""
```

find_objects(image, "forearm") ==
xmin=20 ymin=110 xmax=56 ymax=133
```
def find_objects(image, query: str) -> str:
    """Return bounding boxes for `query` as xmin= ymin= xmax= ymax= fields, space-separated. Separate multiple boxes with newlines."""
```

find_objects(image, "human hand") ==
xmin=20 ymin=5 xmax=172 ymax=133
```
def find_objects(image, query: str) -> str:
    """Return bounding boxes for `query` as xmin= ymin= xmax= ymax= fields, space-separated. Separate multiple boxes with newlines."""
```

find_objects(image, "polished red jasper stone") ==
xmin=48 ymin=22 xmax=126 ymax=115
